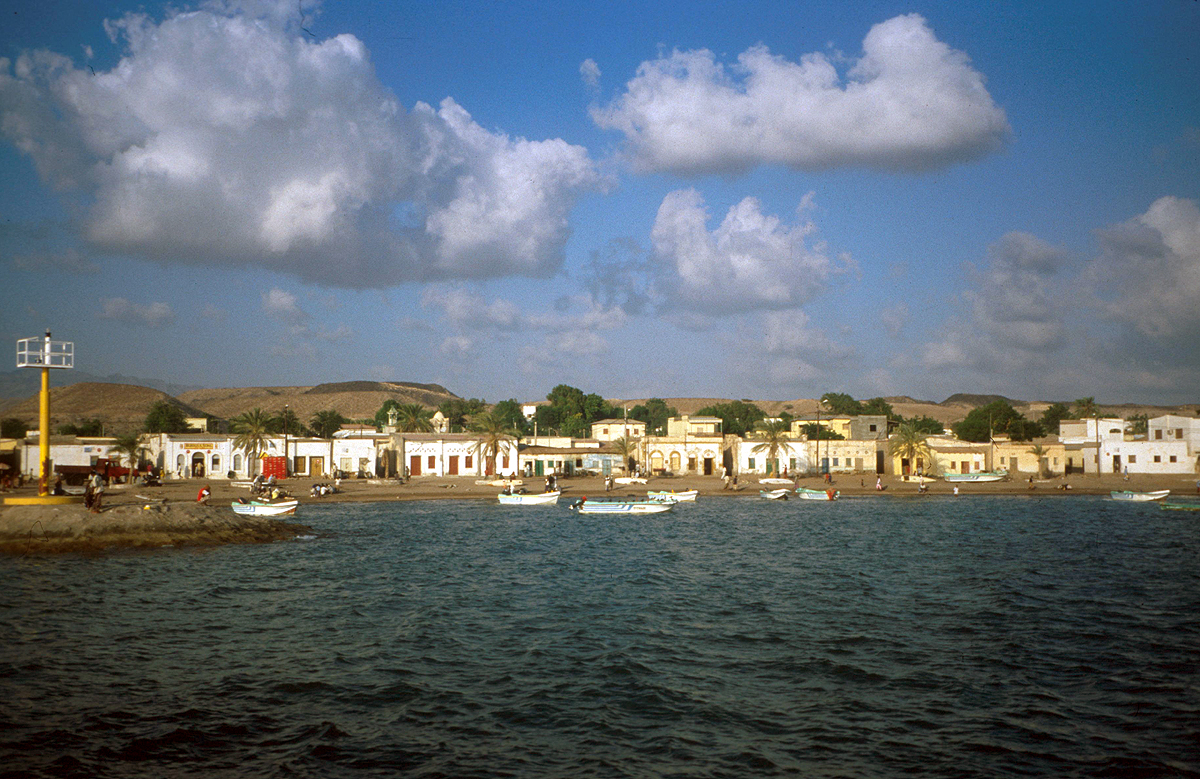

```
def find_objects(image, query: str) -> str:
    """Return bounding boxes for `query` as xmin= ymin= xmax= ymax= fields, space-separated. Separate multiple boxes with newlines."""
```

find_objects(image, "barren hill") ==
xmin=178 ymin=381 xmax=460 ymax=423
xmin=2 ymin=383 xmax=207 ymax=436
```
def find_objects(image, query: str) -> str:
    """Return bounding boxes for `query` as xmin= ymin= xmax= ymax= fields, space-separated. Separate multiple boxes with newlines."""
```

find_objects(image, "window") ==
xmin=465 ymin=455 xmax=473 ymax=468
xmin=1170 ymin=455 xmax=1177 ymax=463
xmin=869 ymin=424 xmax=877 ymax=432
xmin=501 ymin=455 xmax=509 ymax=469
xmin=1155 ymin=429 xmax=1163 ymax=440
xmin=293 ymin=455 xmax=304 ymax=474
xmin=234 ymin=454 xmax=243 ymax=471
xmin=211 ymin=454 xmax=221 ymax=472
xmin=1128 ymin=455 xmax=1137 ymax=463
xmin=1153 ymin=455 xmax=1161 ymax=463
xmin=833 ymin=458 xmax=839 ymax=466
xmin=602 ymin=428 xmax=609 ymax=436
xmin=427 ymin=455 xmax=435 ymax=469
xmin=1176 ymin=428 xmax=1184 ymax=438
xmin=748 ymin=457 xmax=756 ymax=469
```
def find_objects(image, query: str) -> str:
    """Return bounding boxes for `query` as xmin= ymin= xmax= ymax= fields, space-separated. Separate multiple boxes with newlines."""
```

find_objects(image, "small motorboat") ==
xmin=1109 ymin=490 xmax=1170 ymax=502
xmin=647 ymin=489 xmax=698 ymax=503
xmin=568 ymin=498 xmax=672 ymax=514
xmin=1160 ymin=500 xmax=1200 ymax=512
xmin=231 ymin=498 xmax=299 ymax=516
xmin=794 ymin=487 xmax=839 ymax=501
xmin=943 ymin=471 xmax=1008 ymax=483
xmin=497 ymin=490 xmax=560 ymax=505
xmin=759 ymin=488 xmax=791 ymax=500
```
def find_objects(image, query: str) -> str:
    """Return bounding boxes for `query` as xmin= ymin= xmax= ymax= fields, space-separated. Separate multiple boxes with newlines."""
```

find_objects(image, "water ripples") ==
xmin=2 ymin=495 xmax=1198 ymax=777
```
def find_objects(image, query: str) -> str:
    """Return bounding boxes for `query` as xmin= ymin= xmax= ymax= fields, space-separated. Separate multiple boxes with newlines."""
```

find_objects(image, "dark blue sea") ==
xmin=2 ymin=496 xmax=1198 ymax=778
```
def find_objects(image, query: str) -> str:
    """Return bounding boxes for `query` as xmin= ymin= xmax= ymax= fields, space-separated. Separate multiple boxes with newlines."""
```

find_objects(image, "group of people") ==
xmin=310 ymin=482 xmax=338 ymax=497
xmin=83 ymin=469 xmax=105 ymax=512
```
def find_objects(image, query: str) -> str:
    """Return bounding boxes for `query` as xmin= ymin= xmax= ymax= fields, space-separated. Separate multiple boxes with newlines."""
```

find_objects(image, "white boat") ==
xmin=614 ymin=477 xmax=648 ymax=485
xmin=943 ymin=471 xmax=1007 ymax=483
xmin=647 ymin=489 xmax=698 ymax=502
xmin=477 ymin=478 xmax=524 ymax=487
xmin=231 ymin=498 xmax=299 ymax=516
xmin=759 ymin=488 xmax=791 ymax=500
xmin=759 ymin=478 xmax=793 ymax=485
xmin=497 ymin=490 xmax=560 ymax=505
xmin=1109 ymin=490 xmax=1170 ymax=502
xmin=795 ymin=487 xmax=839 ymax=501
xmin=568 ymin=499 xmax=672 ymax=514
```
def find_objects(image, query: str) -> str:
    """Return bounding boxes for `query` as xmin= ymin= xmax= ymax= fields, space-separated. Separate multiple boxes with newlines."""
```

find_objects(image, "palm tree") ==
xmin=310 ymin=409 xmax=346 ymax=439
xmin=1073 ymin=397 xmax=1098 ymax=420
xmin=110 ymin=433 xmax=149 ymax=481
xmin=611 ymin=435 xmax=638 ymax=474
xmin=272 ymin=407 xmax=305 ymax=436
xmin=751 ymin=419 xmax=791 ymax=475
xmin=232 ymin=407 xmax=272 ymax=477
xmin=1028 ymin=443 xmax=1048 ymax=478
xmin=888 ymin=423 xmax=934 ymax=479
xmin=394 ymin=403 xmax=434 ymax=433
xmin=469 ymin=411 xmax=519 ymax=476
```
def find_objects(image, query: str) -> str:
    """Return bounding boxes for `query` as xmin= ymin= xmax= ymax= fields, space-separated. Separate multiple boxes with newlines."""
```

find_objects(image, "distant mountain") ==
xmin=0 ymin=383 xmax=207 ymax=436
xmin=178 ymin=381 xmax=461 ymax=422
xmin=0 ymin=369 xmax=201 ymax=401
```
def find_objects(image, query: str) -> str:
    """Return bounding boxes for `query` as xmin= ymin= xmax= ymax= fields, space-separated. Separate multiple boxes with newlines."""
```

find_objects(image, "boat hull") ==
xmin=795 ymin=488 xmax=839 ymax=501
xmin=1160 ymin=501 xmax=1200 ymax=511
xmin=1110 ymin=490 xmax=1170 ymax=502
xmin=497 ymin=491 xmax=560 ymax=505
xmin=647 ymin=490 xmax=698 ymax=502
xmin=231 ymin=499 xmax=298 ymax=516
xmin=943 ymin=472 xmax=1006 ymax=483
xmin=759 ymin=489 xmax=791 ymax=500
xmin=571 ymin=500 xmax=672 ymax=514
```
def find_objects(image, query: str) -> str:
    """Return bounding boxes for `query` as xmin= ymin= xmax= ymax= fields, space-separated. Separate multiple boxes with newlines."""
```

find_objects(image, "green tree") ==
xmin=750 ymin=419 xmax=791 ymax=475
xmin=888 ymin=423 xmax=935 ymax=477
xmin=438 ymin=398 xmax=486 ymax=432
xmin=110 ymin=433 xmax=149 ymax=476
xmin=610 ymin=436 xmax=638 ymax=473
xmin=1072 ymin=397 xmax=1099 ymax=420
xmin=469 ymin=411 xmax=520 ymax=476
xmin=860 ymin=397 xmax=896 ymax=420
xmin=0 ymin=418 xmax=28 ymax=439
xmin=1127 ymin=413 xmax=1149 ymax=436
xmin=821 ymin=392 xmax=863 ymax=416
xmin=57 ymin=418 xmax=105 ymax=436
xmin=392 ymin=403 xmax=433 ymax=433
xmin=1039 ymin=403 xmax=1072 ymax=435
xmin=232 ymin=408 xmax=273 ymax=476
xmin=491 ymin=399 xmax=530 ymax=436
xmin=801 ymin=423 xmax=844 ymax=440
xmin=629 ymin=398 xmax=677 ymax=435
xmin=903 ymin=416 xmax=945 ymax=435
xmin=145 ymin=400 xmax=192 ymax=434
xmin=695 ymin=400 xmax=765 ymax=437
xmin=309 ymin=409 xmax=347 ymax=439
xmin=271 ymin=407 xmax=305 ymax=436
xmin=953 ymin=401 xmax=1039 ymax=443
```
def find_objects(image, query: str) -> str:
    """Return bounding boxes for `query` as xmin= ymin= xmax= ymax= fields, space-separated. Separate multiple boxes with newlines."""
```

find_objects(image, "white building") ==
xmin=397 ymin=433 xmax=518 ymax=478
xmin=589 ymin=418 xmax=647 ymax=442
xmin=1147 ymin=415 xmax=1200 ymax=453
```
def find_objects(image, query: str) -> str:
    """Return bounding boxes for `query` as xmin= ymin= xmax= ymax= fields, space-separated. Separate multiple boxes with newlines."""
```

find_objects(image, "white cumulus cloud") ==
xmin=0 ymin=1 xmax=599 ymax=287
xmin=99 ymin=297 xmax=175 ymax=327
xmin=592 ymin=14 xmax=1009 ymax=174
xmin=650 ymin=189 xmax=850 ymax=314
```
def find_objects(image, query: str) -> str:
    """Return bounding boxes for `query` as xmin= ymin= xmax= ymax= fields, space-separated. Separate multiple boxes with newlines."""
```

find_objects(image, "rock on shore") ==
xmin=0 ymin=501 xmax=311 ymax=555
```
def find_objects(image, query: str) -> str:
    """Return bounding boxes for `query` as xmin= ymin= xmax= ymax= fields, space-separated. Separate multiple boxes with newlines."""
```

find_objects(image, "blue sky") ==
xmin=1 ymin=0 xmax=1198 ymax=405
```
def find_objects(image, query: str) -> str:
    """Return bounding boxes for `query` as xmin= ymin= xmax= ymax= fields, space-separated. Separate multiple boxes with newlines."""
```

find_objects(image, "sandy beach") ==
xmin=2 ymin=470 xmax=1195 ymax=555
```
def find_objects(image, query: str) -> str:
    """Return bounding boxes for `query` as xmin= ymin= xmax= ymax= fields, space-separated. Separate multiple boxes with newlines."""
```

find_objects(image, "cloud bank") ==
xmin=592 ymin=14 xmax=1009 ymax=174
xmin=0 ymin=1 xmax=598 ymax=287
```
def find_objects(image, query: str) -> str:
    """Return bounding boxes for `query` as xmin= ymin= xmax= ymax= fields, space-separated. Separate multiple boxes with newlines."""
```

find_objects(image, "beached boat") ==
xmin=759 ymin=478 xmax=793 ymax=485
xmin=943 ymin=471 xmax=1008 ymax=483
xmin=647 ymin=489 xmax=698 ymax=503
xmin=1109 ymin=490 xmax=1170 ymax=502
xmin=795 ymin=487 xmax=839 ymax=501
xmin=478 ymin=478 xmax=524 ymax=487
xmin=759 ymin=489 xmax=791 ymax=500
xmin=231 ymin=498 xmax=299 ymax=516
xmin=613 ymin=477 xmax=648 ymax=485
xmin=1160 ymin=500 xmax=1200 ymax=512
xmin=497 ymin=490 xmax=560 ymax=505
xmin=568 ymin=498 xmax=672 ymax=514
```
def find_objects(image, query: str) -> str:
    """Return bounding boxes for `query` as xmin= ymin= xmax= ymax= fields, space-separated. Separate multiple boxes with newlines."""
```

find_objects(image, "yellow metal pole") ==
xmin=38 ymin=365 xmax=50 ymax=496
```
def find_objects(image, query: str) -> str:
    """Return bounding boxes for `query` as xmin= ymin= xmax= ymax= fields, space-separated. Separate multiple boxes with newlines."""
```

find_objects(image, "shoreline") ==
xmin=3 ymin=471 xmax=1195 ymax=555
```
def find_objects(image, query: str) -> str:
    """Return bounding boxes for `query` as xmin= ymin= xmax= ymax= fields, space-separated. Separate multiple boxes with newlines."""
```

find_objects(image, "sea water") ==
xmin=1 ymin=496 xmax=1197 ymax=778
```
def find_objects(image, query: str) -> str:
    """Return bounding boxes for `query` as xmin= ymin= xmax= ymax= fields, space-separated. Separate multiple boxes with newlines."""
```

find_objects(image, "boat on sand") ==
xmin=1109 ymin=490 xmax=1170 ymax=502
xmin=231 ymin=498 xmax=299 ymax=516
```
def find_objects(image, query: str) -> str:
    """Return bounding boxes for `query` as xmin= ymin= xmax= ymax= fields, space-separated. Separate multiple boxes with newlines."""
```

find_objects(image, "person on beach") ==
xmin=197 ymin=485 xmax=211 ymax=504
xmin=88 ymin=469 xmax=104 ymax=513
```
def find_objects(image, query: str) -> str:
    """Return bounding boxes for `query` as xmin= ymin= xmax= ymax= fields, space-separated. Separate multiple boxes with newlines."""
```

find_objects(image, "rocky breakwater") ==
xmin=0 ymin=501 xmax=312 ymax=554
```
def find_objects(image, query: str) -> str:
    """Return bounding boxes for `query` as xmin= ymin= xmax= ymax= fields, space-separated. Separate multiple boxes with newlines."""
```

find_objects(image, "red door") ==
xmin=409 ymin=455 xmax=421 ymax=476
xmin=448 ymin=456 xmax=458 ymax=475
